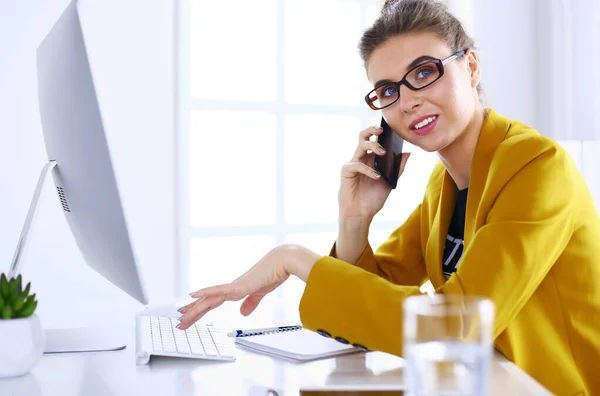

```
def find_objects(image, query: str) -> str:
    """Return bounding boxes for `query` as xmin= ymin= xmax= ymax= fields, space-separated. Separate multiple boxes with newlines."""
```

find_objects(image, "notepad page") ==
xmin=235 ymin=329 xmax=358 ymax=361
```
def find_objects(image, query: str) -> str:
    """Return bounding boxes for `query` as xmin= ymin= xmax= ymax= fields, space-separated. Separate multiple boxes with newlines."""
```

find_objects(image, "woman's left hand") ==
xmin=177 ymin=244 xmax=321 ymax=330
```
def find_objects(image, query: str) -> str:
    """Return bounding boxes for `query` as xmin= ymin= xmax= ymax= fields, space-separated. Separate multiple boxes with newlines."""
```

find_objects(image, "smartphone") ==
xmin=373 ymin=118 xmax=404 ymax=189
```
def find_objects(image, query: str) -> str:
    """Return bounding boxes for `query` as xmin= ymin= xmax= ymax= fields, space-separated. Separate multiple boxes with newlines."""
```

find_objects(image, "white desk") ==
xmin=0 ymin=308 xmax=552 ymax=396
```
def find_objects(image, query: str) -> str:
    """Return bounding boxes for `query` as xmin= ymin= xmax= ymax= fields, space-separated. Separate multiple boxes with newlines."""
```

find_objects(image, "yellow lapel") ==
xmin=464 ymin=109 xmax=512 ymax=245
xmin=427 ymin=171 xmax=456 ymax=289
xmin=426 ymin=109 xmax=511 ymax=289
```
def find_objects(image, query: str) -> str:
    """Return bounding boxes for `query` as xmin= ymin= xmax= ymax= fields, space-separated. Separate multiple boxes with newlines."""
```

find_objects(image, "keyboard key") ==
xmin=190 ymin=343 xmax=205 ymax=355
xmin=217 ymin=346 xmax=235 ymax=357
xmin=200 ymin=333 xmax=213 ymax=343
xmin=204 ymin=346 xmax=219 ymax=356
xmin=162 ymin=339 xmax=175 ymax=347
xmin=150 ymin=325 xmax=163 ymax=351
xmin=176 ymin=343 xmax=190 ymax=354
xmin=152 ymin=338 xmax=163 ymax=352
xmin=174 ymin=331 xmax=187 ymax=340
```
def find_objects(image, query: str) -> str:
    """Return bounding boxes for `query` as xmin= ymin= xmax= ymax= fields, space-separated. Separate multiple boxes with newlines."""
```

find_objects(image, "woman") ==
xmin=179 ymin=0 xmax=600 ymax=393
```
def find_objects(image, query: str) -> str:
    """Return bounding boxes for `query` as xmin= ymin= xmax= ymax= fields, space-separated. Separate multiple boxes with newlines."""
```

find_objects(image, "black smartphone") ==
xmin=373 ymin=118 xmax=404 ymax=189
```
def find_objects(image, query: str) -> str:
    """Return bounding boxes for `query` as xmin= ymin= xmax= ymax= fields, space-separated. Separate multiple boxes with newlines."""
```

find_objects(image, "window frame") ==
xmin=175 ymin=0 xmax=402 ymax=295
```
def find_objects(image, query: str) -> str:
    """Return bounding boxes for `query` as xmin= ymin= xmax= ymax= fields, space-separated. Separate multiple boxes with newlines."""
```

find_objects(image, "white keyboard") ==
xmin=136 ymin=315 xmax=236 ymax=365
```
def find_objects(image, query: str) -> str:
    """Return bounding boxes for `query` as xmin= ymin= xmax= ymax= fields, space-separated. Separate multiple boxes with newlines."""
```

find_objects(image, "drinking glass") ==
xmin=403 ymin=294 xmax=495 ymax=396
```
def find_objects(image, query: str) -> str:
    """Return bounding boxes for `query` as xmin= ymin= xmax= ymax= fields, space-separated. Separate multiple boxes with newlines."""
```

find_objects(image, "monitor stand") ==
xmin=7 ymin=161 xmax=128 ymax=353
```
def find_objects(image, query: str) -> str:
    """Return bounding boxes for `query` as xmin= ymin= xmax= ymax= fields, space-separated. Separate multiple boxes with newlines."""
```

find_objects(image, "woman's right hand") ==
xmin=338 ymin=125 xmax=410 ymax=221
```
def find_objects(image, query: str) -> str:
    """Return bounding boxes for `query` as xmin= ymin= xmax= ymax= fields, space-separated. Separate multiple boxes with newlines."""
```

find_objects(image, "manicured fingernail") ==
xmin=177 ymin=307 xmax=185 ymax=313
xmin=377 ymin=146 xmax=386 ymax=154
xmin=373 ymin=171 xmax=381 ymax=178
xmin=189 ymin=292 xmax=195 ymax=297
xmin=176 ymin=323 xmax=182 ymax=329
xmin=178 ymin=315 xmax=184 ymax=321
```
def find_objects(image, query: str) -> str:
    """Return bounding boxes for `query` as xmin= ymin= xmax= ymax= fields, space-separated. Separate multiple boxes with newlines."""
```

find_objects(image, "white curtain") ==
xmin=536 ymin=0 xmax=600 ymax=207
xmin=447 ymin=0 xmax=600 ymax=141
xmin=535 ymin=0 xmax=600 ymax=141
xmin=447 ymin=0 xmax=600 ymax=207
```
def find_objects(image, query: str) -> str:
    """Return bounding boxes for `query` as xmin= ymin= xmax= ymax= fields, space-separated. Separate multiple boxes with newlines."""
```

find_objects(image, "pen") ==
xmin=227 ymin=325 xmax=302 ymax=337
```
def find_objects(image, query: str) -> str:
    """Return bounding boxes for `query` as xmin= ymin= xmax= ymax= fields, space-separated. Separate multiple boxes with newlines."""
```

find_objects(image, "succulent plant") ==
xmin=0 ymin=273 xmax=38 ymax=320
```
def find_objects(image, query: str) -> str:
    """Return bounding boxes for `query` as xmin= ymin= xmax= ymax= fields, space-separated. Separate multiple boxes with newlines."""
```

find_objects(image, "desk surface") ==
xmin=1 ymin=307 xmax=552 ymax=396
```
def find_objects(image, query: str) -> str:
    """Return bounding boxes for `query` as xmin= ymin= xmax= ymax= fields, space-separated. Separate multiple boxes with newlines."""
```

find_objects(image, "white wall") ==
xmin=447 ymin=0 xmax=538 ymax=127
xmin=449 ymin=0 xmax=600 ymax=141
xmin=447 ymin=0 xmax=600 ymax=207
xmin=535 ymin=0 xmax=600 ymax=141
xmin=0 ymin=0 xmax=175 ymax=327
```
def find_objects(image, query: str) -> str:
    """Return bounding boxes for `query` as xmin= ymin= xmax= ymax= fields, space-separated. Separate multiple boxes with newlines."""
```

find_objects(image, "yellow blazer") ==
xmin=299 ymin=109 xmax=600 ymax=395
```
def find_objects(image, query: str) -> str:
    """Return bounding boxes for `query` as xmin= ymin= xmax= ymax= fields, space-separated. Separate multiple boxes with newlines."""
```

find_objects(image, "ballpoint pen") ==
xmin=227 ymin=325 xmax=302 ymax=337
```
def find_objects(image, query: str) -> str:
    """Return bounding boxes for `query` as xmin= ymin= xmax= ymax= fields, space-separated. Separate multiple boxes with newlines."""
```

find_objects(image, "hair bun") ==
xmin=381 ymin=0 xmax=398 ymax=11
xmin=381 ymin=0 xmax=440 ymax=12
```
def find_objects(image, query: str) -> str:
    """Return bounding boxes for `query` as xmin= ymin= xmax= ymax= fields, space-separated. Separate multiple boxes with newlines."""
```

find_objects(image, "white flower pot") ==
xmin=0 ymin=314 xmax=45 ymax=378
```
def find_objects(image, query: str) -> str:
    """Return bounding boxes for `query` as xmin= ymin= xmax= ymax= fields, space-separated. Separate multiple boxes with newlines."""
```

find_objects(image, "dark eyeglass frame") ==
xmin=364 ymin=48 xmax=469 ymax=110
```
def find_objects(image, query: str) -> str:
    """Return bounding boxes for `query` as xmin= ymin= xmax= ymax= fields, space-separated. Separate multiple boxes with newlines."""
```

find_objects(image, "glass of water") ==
xmin=403 ymin=294 xmax=495 ymax=396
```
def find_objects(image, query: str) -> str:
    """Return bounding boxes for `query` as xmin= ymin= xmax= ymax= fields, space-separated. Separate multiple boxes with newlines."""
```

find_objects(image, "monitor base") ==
xmin=44 ymin=327 xmax=127 ymax=353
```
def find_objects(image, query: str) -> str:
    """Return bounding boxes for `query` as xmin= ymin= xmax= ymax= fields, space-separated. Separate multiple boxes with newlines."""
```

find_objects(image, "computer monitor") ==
xmin=8 ymin=0 xmax=148 ymax=352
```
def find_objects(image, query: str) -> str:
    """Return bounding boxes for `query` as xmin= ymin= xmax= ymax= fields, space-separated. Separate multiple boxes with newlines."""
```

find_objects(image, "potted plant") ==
xmin=0 ymin=273 xmax=45 ymax=378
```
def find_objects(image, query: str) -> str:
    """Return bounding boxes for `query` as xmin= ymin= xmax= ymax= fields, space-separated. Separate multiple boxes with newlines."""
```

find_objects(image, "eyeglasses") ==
xmin=364 ymin=49 xmax=469 ymax=110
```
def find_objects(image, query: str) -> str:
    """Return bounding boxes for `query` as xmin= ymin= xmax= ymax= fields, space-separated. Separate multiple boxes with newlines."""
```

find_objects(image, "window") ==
xmin=176 ymin=0 xmax=439 ymax=321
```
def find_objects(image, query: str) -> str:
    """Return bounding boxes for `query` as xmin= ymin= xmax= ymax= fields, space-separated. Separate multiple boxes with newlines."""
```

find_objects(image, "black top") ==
xmin=442 ymin=188 xmax=468 ymax=277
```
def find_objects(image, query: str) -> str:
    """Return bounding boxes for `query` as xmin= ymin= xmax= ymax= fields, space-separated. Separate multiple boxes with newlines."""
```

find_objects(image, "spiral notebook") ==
xmin=234 ymin=326 xmax=362 ymax=362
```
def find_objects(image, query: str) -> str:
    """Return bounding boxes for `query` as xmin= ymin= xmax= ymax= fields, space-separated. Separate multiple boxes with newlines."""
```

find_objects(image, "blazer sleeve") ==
xmin=333 ymin=204 xmax=427 ymax=287
xmin=299 ymin=143 xmax=576 ymax=355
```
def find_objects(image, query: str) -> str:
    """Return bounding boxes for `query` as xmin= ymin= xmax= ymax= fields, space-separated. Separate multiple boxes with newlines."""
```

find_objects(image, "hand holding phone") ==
xmin=337 ymin=120 xmax=408 ymax=222
xmin=373 ymin=118 xmax=404 ymax=189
